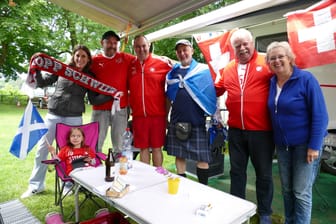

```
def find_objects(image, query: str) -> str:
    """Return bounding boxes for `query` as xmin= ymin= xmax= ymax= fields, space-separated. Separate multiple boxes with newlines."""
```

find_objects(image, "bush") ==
xmin=0 ymin=94 xmax=28 ymax=105
xmin=0 ymin=84 xmax=28 ymax=106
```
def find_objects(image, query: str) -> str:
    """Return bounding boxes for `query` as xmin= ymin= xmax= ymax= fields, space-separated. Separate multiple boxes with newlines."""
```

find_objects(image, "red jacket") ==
xmin=91 ymin=52 xmax=135 ymax=110
xmin=128 ymin=54 xmax=171 ymax=117
xmin=215 ymin=51 xmax=273 ymax=131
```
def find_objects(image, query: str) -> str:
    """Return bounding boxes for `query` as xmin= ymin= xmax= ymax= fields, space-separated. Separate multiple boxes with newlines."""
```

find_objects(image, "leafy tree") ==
xmin=0 ymin=0 xmax=240 ymax=81
xmin=0 ymin=0 xmax=110 ymax=81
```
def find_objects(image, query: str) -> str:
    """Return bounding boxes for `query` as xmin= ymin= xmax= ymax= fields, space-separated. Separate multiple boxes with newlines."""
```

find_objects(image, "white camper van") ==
xmin=205 ymin=0 xmax=336 ymax=174
xmin=179 ymin=0 xmax=336 ymax=176
xmin=195 ymin=0 xmax=336 ymax=130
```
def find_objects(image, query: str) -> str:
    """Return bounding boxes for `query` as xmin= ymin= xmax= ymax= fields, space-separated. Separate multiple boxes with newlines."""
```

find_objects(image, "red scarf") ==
xmin=27 ymin=53 xmax=121 ymax=97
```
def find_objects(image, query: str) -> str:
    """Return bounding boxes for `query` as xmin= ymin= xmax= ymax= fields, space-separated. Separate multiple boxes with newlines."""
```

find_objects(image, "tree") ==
xmin=0 ymin=0 xmax=110 ymax=81
xmin=0 ymin=0 xmax=240 ymax=81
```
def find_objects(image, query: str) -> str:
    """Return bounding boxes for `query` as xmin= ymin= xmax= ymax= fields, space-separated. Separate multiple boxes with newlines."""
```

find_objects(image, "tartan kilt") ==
xmin=165 ymin=123 xmax=212 ymax=163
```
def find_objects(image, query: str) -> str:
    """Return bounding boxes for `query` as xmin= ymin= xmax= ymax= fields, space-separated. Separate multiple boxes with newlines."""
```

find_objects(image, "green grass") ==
xmin=0 ymin=103 xmax=176 ymax=222
xmin=9 ymin=103 xmax=336 ymax=224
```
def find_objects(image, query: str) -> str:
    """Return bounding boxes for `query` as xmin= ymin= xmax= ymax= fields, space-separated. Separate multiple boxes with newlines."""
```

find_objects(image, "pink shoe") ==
xmin=94 ymin=208 xmax=109 ymax=218
xmin=45 ymin=212 xmax=64 ymax=224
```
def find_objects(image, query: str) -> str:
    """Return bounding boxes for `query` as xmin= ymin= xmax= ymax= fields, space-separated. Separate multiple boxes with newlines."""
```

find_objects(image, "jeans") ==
xmin=276 ymin=144 xmax=321 ymax=224
xmin=28 ymin=113 xmax=82 ymax=191
xmin=228 ymin=128 xmax=274 ymax=216
xmin=91 ymin=108 xmax=128 ymax=153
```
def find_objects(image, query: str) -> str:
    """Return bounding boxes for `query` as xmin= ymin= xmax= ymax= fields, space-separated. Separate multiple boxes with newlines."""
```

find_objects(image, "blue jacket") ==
xmin=268 ymin=66 xmax=328 ymax=150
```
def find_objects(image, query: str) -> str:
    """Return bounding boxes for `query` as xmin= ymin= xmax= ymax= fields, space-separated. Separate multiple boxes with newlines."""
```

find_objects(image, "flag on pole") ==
xmin=286 ymin=0 xmax=336 ymax=68
xmin=194 ymin=29 xmax=236 ymax=82
xmin=9 ymin=100 xmax=48 ymax=159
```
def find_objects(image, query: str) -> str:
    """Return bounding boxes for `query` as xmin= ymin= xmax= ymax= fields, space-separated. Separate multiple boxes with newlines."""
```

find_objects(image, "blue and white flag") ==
xmin=9 ymin=100 xmax=48 ymax=159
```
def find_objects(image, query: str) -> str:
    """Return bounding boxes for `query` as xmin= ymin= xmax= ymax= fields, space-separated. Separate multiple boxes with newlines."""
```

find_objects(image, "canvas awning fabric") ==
xmin=49 ymin=0 xmax=218 ymax=36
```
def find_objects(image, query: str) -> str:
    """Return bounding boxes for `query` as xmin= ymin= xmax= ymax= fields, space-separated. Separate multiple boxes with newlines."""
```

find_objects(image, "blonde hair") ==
xmin=266 ymin=41 xmax=296 ymax=66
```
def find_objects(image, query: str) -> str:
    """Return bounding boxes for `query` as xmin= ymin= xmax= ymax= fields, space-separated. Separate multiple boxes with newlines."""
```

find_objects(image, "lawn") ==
xmin=2 ymin=103 xmax=335 ymax=224
xmin=0 ymin=103 xmax=176 ymax=223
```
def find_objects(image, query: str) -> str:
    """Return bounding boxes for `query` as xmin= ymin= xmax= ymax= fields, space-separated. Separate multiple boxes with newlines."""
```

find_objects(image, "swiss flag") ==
xmin=194 ymin=29 xmax=236 ymax=82
xmin=286 ymin=0 xmax=336 ymax=69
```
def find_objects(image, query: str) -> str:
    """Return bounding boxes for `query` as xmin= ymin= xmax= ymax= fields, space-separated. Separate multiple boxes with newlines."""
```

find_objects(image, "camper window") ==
xmin=255 ymin=32 xmax=287 ymax=53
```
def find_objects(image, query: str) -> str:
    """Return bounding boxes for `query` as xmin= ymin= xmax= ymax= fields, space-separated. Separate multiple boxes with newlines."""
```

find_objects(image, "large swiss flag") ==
xmin=286 ymin=0 xmax=336 ymax=69
xmin=194 ymin=29 xmax=236 ymax=82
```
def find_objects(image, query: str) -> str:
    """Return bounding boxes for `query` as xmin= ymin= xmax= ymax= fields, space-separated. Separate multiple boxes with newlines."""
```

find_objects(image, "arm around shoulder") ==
xmin=87 ymin=90 xmax=113 ymax=105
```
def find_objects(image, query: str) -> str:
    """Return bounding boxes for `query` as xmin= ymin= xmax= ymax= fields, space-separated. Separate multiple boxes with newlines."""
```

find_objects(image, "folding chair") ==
xmin=42 ymin=122 xmax=106 ymax=218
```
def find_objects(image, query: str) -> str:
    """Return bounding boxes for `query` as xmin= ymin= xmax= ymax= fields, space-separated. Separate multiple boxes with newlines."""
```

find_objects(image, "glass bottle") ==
xmin=105 ymin=148 xmax=114 ymax=182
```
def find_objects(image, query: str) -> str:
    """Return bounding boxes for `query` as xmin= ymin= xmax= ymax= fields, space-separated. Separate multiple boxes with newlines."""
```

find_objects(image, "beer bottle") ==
xmin=105 ymin=148 xmax=114 ymax=182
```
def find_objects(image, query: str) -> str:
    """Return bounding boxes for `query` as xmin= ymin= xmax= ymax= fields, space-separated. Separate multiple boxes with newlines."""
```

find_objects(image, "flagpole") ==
xmin=44 ymin=135 xmax=51 ymax=147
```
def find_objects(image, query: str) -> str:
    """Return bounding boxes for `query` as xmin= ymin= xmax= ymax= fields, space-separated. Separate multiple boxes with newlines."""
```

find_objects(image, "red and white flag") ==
xmin=194 ymin=29 xmax=236 ymax=82
xmin=286 ymin=0 xmax=336 ymax=69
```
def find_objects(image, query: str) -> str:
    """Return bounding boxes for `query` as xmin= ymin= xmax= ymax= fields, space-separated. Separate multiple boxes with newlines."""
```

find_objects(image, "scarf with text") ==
xmin=27 ymin=53 xmax=122 ymax=113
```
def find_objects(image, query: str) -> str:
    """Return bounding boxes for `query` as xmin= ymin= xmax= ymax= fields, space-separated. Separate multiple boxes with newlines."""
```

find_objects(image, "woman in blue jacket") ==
xmin=266 ymin=41 xmax=328 ymax=224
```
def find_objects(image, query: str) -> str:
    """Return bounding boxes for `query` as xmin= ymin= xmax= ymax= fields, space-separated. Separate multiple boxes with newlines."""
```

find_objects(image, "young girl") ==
xmin=48 ymin=127 xmax=96 ymax=176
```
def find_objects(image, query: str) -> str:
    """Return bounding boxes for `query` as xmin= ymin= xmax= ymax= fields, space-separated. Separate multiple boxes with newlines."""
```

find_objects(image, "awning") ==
xmin=146 ymin=0 xmax=296 ymax=41
xmin=49 ymin=0 xmax=218 ymax=36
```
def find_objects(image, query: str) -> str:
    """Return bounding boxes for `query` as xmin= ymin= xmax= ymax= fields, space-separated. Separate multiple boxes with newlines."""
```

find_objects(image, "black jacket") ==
xmin=35 ymin=70 xmax=89 ymax=117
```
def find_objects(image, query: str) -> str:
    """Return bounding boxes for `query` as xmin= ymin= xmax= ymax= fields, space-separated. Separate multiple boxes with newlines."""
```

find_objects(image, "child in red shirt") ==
xmin=48 ymin=127 xmax=96 ymax=176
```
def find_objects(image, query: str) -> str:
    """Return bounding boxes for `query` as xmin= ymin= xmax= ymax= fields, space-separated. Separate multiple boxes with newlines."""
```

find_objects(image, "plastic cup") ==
xmin=167 ymin=177 xmax=180 ymax=194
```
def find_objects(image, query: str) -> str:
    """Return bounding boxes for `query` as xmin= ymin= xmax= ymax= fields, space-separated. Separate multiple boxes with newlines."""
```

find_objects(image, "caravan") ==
xmin=148 ymin=0 xmax=336 ymax=175
xmin=168 ymin=0 xmax=336 ymax=130
xmin=193 ymin=0 xmax=336 ymax=175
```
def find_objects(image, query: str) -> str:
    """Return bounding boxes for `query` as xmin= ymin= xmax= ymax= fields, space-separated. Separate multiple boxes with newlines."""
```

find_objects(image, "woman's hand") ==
xmin=307 ymin=148 xmax=319 ymax=164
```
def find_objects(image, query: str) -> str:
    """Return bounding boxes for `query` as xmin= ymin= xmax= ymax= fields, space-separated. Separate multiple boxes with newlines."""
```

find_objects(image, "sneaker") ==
xmin=21 ymin=188 xmax=44 ymax=199
xmin=260 ymin=215 xmax=272 ymax=224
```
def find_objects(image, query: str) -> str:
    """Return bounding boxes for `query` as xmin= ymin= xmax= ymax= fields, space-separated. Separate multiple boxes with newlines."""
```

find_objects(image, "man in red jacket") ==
xmin=128 ymin=35 xmax=171 ymax=166
xmin=215 ymin=29 xmax=274 ymax=224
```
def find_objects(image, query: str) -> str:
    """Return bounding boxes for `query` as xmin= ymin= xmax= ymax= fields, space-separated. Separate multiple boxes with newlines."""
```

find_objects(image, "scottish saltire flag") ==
xmin=9 ymin=100 xmax=48 ymax=159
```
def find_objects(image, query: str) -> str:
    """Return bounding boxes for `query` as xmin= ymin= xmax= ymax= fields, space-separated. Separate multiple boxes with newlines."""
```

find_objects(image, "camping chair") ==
xmin=42 ymin=122 xmax=106 ymax=218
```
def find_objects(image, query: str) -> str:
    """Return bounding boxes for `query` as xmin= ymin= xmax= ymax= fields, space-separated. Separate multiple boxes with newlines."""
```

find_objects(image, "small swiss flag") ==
xmin=286 ymin=0 xmax=336 ymax=69
xmin=194 ymin=29 xmax=236 ymax=82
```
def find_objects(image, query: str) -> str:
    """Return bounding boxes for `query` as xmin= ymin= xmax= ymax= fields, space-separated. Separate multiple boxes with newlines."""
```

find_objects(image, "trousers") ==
xmin=228 ymin=128 xmax=274 ymax=216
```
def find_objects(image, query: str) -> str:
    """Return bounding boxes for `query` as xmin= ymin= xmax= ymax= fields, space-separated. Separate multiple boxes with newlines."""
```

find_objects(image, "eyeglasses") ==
xmin=269 ymin=55 xmax=287 ymax=62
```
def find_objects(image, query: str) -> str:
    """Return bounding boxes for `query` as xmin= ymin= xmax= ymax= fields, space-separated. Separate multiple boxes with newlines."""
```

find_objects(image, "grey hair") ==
xmin=230 ymin=28 xmax=253 ymax=47
xmin=266 ymin=41 xmax=296 ymax=66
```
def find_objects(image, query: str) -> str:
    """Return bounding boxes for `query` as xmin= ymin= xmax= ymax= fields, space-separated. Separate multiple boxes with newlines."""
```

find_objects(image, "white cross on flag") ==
xmin=194 ymin=29 xmax=236 ymax=82
xmin=9 ymin=100 xmax=48 ymax=159
xmin=286 ymin=0 xmax=336 ymax=69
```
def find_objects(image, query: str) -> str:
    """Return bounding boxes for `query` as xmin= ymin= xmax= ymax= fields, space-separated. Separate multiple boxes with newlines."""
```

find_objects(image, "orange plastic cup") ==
xmin=119 ymin=156 xmax=128 ymax=175
xmin=167 ymin=177 xmax=180 ymax=194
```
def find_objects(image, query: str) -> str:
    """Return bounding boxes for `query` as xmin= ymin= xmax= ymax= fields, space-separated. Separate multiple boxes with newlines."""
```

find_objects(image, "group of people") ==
xmin=21 ymin=29 xmax=328 ymax=224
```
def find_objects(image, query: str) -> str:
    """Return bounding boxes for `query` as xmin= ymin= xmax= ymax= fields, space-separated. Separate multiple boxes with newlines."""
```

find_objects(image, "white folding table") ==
xmin=70 ymin=160 xmax=256 ymax=224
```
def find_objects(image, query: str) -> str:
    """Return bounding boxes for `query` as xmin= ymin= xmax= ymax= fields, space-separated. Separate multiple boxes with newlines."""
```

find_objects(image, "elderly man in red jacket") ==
xmin=215 ymin=28 xmax=274 ymax=224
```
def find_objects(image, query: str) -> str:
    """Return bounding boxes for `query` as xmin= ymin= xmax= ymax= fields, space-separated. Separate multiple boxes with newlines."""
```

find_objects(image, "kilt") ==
xmin=165 ymin=123 xmax=212 ymax=163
